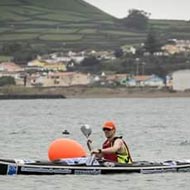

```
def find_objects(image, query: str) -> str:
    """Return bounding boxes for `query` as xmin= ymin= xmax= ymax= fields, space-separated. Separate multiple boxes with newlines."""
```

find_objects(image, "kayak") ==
xmin=1 ymin=157 xmax=190 ymax=175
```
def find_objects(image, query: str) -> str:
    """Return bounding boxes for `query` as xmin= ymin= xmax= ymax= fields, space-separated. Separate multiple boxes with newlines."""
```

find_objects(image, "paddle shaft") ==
xmin=87 ymin=139 xmax=92 ymax=151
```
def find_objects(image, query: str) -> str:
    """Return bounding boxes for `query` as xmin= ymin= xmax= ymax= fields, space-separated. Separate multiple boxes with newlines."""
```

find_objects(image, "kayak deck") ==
xmin=0 ymin=158 xmax=190 ymax=175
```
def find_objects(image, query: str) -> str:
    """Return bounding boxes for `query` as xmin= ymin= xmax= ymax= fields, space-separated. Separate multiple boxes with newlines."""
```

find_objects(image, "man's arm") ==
xmin=101 ymin=139 xmax=123 ymax=154
xmin=91 ymin=139 xmax=123 ymax=155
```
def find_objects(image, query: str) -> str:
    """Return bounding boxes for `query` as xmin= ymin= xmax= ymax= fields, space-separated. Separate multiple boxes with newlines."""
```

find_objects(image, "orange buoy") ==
xmin=48 ymin=138 xmax=86 ymax=161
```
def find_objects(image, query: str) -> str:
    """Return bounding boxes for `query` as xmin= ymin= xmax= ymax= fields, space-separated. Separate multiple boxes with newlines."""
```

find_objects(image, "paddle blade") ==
xmin=80 ymin=124 xmax=92 ymax=138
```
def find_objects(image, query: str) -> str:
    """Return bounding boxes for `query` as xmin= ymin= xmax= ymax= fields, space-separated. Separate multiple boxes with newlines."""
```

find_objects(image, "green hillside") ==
xmin=150 ymin=19 xmax=190 ymax=40
xmin=0 ymin=0 xmax=190 ymax=52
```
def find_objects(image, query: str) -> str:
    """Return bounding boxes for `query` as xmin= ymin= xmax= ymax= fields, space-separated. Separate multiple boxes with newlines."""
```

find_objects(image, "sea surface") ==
xmin=0 ymin=98 xmax=190 ymax=190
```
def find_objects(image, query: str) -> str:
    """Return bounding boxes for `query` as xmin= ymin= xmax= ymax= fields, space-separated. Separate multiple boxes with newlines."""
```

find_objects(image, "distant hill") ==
xmin=0 ymin=0 xmax=190 ymax=51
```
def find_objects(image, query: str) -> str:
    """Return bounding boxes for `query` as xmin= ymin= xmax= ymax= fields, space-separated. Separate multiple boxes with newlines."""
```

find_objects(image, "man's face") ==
xmin=103 ymin=128 xmax=115 ymax=138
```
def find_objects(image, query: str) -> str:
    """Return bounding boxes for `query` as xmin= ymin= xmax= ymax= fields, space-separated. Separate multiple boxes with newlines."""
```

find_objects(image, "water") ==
xmin=0 ymin=98 xmax=190 ymax=189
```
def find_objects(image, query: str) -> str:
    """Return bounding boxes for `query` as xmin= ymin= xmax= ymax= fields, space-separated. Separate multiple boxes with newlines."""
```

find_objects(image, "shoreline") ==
xmin=0 ymin=94 xmax=65 ymax=100
xmin=0 ymin=86 xmax=190 ymax=99
xmin=67 ymin=88 xmax=190 ymax=98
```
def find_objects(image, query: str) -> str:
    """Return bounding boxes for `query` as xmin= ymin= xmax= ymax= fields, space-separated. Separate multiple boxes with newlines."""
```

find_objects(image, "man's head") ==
xmin=102 ymin=121 xmax=116 ymax=139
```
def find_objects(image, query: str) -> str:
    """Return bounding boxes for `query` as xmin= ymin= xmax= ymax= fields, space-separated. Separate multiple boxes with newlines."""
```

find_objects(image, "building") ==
xmin=121 ymin=75 xmax=164 ymax=87
xmin=28 ymin=59 xmax=67 ymax=71
xmin=172 ymin=70 xmax=190 ymax=91
xmin=0 ymin=62 xmax=25 ymax=85
xmin=30 ymin=72 xmax=91 ymax=87
xmin=0 ymin=62 xmax=23 ymax=72
xmin=162 ymin=39 xmax=190 ymax=55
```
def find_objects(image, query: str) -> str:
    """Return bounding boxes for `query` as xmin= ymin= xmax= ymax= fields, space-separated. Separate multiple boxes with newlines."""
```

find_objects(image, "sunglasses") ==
xmin=103 ymin=128 xmax=112 ymax=131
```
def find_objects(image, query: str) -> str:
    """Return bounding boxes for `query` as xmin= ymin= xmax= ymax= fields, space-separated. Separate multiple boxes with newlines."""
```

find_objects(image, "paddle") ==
xmin=80 ymin=124 xmax=92 ymax=151
xmin=80 ymin=124 xmax=92 ymax=140
xmin=80 ymin=124 xmax=95 ymax=165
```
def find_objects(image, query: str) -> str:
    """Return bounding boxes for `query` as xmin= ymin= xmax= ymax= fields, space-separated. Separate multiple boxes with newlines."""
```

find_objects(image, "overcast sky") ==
xmin=84 ymin=0 xmax=190 ymax=20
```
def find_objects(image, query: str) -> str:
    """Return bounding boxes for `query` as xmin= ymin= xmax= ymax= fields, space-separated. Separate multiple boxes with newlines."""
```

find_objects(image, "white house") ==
xmin=172 ymin=70 xmax=190 ymax=91
xmin=143 ymin=75 xmax=164 ymax=87
xmin=124 ymin=75 xmax=164 ymax=87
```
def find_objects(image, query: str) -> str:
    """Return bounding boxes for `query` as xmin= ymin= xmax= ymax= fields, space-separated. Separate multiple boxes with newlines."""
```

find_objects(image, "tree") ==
xmin=2 ymin=42 xmax=30 ymax=55
xmin=0 ymin=76 xmax=16 ymax=86
xmin=144 ymin=30 xmax=162 ymax=54
xmin=123 ymin=9 xmax=150 ymax=30
xmin=13 ymin=51 xmax=35 ymax=65
xmin=0 ymin=42 xmax=47 ymax=65
xmin=78 ymin=56 xmax=101 ymax=73
xmin=114 ymin=48 xmax=124 ymax=58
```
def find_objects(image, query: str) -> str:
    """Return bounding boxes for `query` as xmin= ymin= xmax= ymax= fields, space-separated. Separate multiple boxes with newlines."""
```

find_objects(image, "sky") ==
xmin=84 ymin=0 xmax=190 ymax=20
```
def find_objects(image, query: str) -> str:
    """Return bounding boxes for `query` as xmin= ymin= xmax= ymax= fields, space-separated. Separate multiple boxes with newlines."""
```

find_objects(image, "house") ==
xmin=0 ymin=62 xmax=23 ymax=72
xmin=122 ymin=75 xmax=164 ymax=87
xmin=106 ymin=74 xmax=129 ymax=84
xmin=28 ymin=59 xmax=66 ymax=71
xmin=172 ymin=70 xmax=190 ymax=91
xmin=30 ymin=72 xmax=91 ymax=87
xmin=50 ymin=51 xmax=85 ymax=64
xmin=121 ymin=75 xmax=149 ymax=87
xmin=121 ymin=46 xmax=136 ymax=54
xmin=162 ymin=39 xmax=190 ymax=54
xmin=143 ymin=75 xmax=164 ymax=87
xmin=124 ymin=78 xmax=136 ymax=87
xmin=28 ymin=59 xmax=45 ymax=67
xmin=0 ymin=62 xmax=26 ymax=85
xmin=95 ymin=73 xmax=129 ymax=86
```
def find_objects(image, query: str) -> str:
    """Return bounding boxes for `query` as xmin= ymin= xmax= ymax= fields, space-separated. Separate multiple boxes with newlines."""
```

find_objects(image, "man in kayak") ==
xmin=91 ymin=121 xmax=133 ymax=164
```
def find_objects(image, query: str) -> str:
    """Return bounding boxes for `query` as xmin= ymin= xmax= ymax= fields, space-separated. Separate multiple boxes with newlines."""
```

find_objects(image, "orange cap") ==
xmin=103 ymin=121 xmax=116 ymax=130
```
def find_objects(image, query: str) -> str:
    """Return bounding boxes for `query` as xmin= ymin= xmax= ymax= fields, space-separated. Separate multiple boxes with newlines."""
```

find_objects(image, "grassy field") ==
xmin=0 ymin=0 xmax=190 ymax=51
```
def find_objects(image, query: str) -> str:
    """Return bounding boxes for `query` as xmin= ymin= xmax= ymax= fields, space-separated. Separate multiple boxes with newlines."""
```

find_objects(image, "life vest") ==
xmin=102 ymin=137 xmax=132 ymax=164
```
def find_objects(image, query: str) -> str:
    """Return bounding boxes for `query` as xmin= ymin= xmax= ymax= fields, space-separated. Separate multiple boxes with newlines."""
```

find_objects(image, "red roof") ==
xmin=0 ymin=62 xmax=23 ymax=72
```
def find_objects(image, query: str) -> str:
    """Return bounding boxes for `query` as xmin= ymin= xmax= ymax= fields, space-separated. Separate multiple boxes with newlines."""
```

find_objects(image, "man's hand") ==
xmin=91 ymin=149 xmax=102 ymax=157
